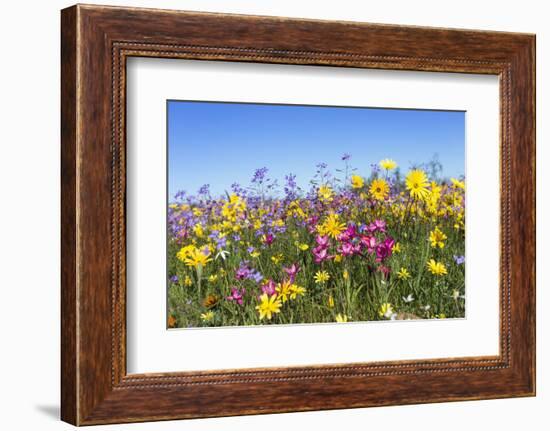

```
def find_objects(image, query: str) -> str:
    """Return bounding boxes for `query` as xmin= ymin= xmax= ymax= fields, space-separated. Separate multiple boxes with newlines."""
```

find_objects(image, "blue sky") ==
xmin=168 ymin=100 xmax=465 ymax=199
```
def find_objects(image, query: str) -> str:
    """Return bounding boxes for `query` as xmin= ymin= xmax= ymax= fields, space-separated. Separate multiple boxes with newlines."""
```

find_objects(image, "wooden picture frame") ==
xmin=61 ymin=4 xmax=535 ymax=425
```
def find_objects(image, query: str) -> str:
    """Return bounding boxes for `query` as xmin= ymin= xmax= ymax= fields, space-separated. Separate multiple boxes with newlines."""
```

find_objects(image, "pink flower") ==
xmin=312 ymin=245 xmax=331 ymax=263
xmin=283 ymin=263 xmax=300 ymax=282
xmin=375 ymin=237 xmax=395 ymax=262
xmin=339 ymin=242 xmax=355 ymax=256
xmin=338 ymin=225 xmax=357 ymax=242
xmin=315 ymin=235 xmax=330 ymax=247
xmin=368 ymin=219 xmax=387 ymax=233
xmin=384 ymin=237 xmax=395 ymax=250
xmin=360 ymin=235 xmax=377 ymax=253
xmin=226 ymin=287 xmax=246 ymax=305
xmin=308 ymin=216 xmax=319 ymax=226
xmin=261 ymin=280 xmax=277 ymax=296
xmin=377 ymin=265 xmax=391 ymax=278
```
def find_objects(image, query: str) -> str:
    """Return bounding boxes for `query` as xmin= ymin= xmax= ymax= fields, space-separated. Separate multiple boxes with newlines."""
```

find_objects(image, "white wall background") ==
xmin=0 ymin=0 xmax=546 ymax=429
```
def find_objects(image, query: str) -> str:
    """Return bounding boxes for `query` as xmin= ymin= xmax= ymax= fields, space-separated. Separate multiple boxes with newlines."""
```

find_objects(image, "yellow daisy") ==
xmin=350 ymin=174 xmax=364 ymax=189
xmin=314 ymin=270 xmax=330 ymax=283
xmin=427 ymin=259 xmax=447 ymax=276
xmin=369 ymin=178 xmax=389 ymax=201
xmin=335 ymin=313 xmax=349 ymax=323
xmin=256 ymin=294 xmax=282 ymax=320
xmin=429 ymin=226 xmax=447 ymax=248
xmin=397 ymin=268 xmax=411 ymax=280
xmin=318 ymin=185 xmax=334 ymax=202
xmin=406 ymin=169 xmax=430 ymax=200
xmin=379 ymin=158 xmax=397 ymax=170
xmin=318 ymin=213 xmax=346 ymax=239
xmin=183 ymin=247 xmax=212 ymax=268
xmin=200 ymin=311 xmax=215 ymax=322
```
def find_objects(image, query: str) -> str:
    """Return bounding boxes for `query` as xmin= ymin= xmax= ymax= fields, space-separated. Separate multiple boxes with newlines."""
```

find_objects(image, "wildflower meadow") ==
xmin=167 ymin=155 xmax=466 ymax=328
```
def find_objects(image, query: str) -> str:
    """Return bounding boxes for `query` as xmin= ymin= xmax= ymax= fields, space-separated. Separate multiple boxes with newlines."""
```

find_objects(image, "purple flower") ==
xmin=231 ymin=182 xmax=246 ymax=196
xmin=197 ymin=184 xmax=210 ymax=196
xmin=235 ymin=261 xmax=263 ymax=283
xmin=251 ymin=167 xmax=269 ymax=184
xmin=284 ymin=173 xmax=300 ymax=200
xmin=235 ymin=261 xmax=251 ymax=280
xmin=283 ymin=263 xmax=300 ymax=282
xmin=454 ymin=255 xmax=465 ymax=265
xmin=215 ymin=236 xmax=227 ymax=250
xmin=170 ymin=275 xmax=179 ymax=283
xmin=249 ymin=269 xmax=264 ymax=283
xmin=174 ymin=190 xmax=186 ymax=201
xmin=341 ymin=153 xmax=351 ymax=161
xmin=226 ymin=287 xmax=246 ymax=305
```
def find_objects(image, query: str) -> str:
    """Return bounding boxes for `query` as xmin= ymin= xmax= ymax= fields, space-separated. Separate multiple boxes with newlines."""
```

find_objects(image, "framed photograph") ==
xmin=61 ymin=4 xmax=536 ymax=425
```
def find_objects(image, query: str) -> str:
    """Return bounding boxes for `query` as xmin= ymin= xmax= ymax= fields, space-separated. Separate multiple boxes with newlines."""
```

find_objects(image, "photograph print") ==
xmin=166 ymin=101 xmax=466 ymax=328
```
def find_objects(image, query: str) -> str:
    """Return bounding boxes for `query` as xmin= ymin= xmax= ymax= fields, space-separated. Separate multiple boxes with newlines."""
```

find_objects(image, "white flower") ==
xmin=215 ymin=250 xmax=230 ymax=261
xmin=383 ymin=305 xmax=394 ymax=318
xmin=451 ymin=289 xmax=465 ymax=300
xmin=402 ymin=294 xmax=414 ymax=303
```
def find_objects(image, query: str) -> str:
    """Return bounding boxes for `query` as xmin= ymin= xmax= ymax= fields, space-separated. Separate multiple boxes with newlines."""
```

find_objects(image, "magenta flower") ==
xmin=308 ymin=216 xmax=319 ymax=226
xmin=226 ymin=287 xmax=246 ymax=305
xmin=339 ymin=242 xmax=355 ymax=256
xmin=263 ymin=233 xmax=274 ymax=246
xmin=368 ymin=219 xmax=387 ymax=233
xmin=261 ymin=279 xmax=277 ymax=296
xmin=312 ymin=245 xmax=331 ymax=263
xmin=338 ymin=225 xmax=357 ymax=242
xmin=375 ymin=237 xmax=395 ymax=262
xmin=283 ymin=263 xmax=300 ymax=282
xmin=360 ymin=235 xmax=377 ymax=253
xmin=315 ymin=235 xmax=330 ymax=247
